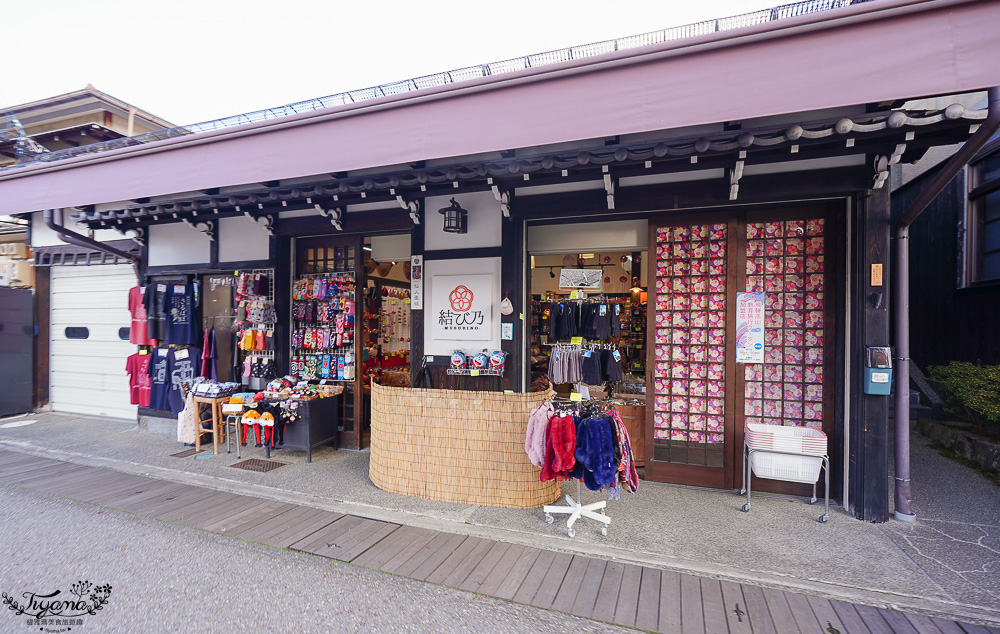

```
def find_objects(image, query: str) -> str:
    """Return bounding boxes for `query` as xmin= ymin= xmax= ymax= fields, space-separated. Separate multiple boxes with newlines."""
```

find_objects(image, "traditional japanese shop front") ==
xmin=7 ymin=0 xmax=998 ymax=521
xmin=518 ymin=199 xmax=842 ymax=498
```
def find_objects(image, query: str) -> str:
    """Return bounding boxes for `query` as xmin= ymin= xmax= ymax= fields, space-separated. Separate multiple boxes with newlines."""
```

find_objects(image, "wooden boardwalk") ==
xmin=1 ymin=449 xmax=996 ymax=634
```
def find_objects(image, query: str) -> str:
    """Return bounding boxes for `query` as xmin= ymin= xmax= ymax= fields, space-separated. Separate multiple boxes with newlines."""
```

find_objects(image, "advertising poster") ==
xmin=735 ymin=291 xmax=765 ymax=363
xmin=431 ymin=274 xmax=493 ymax=340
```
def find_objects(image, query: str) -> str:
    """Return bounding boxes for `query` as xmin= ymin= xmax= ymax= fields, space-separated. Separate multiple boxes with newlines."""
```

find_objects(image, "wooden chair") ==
xmin=193 ymin=395 xmax=226 ymax=454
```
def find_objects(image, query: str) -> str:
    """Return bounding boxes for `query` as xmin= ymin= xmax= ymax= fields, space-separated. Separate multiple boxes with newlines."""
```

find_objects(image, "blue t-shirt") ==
xmin=147 ymin=348 xmax=171 ymax=411
xmin=167 ymin=346 xmax=202 ymax=415
xmin=166 ymin=282 xmax=200 ymax=345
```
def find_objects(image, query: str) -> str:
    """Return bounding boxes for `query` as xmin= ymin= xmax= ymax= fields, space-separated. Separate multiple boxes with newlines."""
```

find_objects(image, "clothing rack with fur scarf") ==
xmin=525 ymin=398 xmax=640 ymax=537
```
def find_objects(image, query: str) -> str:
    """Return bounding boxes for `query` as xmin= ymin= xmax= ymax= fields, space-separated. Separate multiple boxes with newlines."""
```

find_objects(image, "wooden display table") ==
xmin=369 ymin=384 xmax=560 ymax=509
xmin=265 ymin=394 xmax=340 ymax=462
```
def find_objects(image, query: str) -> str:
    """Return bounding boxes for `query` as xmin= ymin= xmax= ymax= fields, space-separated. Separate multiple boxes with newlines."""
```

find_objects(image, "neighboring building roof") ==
xmin=0 ymin=123 xmax=124 ymax=162
xmin=2 ymin=85 xmax=175 ymax=132
xmin=0 ymin=0 xmax=998 ymax=216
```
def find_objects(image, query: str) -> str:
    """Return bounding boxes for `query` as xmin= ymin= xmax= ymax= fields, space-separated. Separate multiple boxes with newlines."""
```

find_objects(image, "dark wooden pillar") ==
xmin=847 ymin=187 xmax=891 ymax=522
xmin=33 ymin=266 xmax=50 ymax=409
xmin=409 ymin=219 xmax=425 ymax=386
xmin=273 ymin=235 xmax=291 ymax=379
xmin=499 ymin=215 xmax=523 ymax=392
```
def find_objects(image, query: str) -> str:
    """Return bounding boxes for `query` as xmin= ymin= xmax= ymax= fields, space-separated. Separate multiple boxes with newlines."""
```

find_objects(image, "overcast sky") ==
xmin=3 ymin=0 xmax=777 ymax=126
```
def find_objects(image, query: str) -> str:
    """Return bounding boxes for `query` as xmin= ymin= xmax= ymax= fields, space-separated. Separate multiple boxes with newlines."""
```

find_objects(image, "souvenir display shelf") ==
xmin=290 ymin=271 xmax=357 ymax=382
xmin=265 ymin=394 xmax=341 ymax=463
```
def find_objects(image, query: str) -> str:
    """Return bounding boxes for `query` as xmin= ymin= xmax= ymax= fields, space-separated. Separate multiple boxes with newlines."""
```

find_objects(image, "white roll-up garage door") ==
xmin=50 ymin=264 xmax=137 ymax=419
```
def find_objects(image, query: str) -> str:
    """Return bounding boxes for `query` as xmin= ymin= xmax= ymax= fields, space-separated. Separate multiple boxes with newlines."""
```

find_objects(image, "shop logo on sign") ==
xmin=448 ymin=285 xmax=474 ymax=312
xmin=3 ymin=580 xmax=113 ymax=632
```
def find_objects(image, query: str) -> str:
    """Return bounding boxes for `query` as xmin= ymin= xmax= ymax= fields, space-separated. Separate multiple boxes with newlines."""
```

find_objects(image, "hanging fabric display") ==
xmin=527 ymin=400 xmax=639 ymax=496
xmin=165 ymin=281 xmax=200 ymax=345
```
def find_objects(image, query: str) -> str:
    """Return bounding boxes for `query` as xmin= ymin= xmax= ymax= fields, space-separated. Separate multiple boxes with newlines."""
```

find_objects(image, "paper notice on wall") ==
xmin=410 ymin=255 xmax=423 ymax=310
xmin=735 ymin=291 xmax=765 ymax=364
xmin=501 ymin=322 xmax=513 ymax=340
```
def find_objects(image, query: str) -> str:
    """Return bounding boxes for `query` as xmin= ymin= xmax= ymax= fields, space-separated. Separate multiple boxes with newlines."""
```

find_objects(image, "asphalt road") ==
xmin=0 ymin=486 xmax=629 ymax=634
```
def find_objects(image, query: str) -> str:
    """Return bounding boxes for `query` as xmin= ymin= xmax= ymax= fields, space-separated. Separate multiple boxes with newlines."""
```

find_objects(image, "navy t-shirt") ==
xmin=167 ymin=346 xmax=202 ymax=415
xmin=147 ymin=348 xmax=171 ymax=411
xmin=143 ymin=283 xmax=169 ymax=343
xmin=166 ymin=282 xmax=200 ymax=345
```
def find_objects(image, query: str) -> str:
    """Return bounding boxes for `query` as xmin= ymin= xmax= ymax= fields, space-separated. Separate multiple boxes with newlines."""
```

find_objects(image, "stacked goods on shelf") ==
xmin=291 ymin=272 xmax=356 ymax=381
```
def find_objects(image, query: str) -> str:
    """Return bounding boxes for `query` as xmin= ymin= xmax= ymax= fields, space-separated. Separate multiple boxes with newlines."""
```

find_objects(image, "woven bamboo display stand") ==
xmin=369 ymin=384 xmax=561 ymax=509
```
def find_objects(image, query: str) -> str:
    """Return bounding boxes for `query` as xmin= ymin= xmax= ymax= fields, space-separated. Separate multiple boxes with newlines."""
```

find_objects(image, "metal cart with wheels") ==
xmin=740 ymin=443 xmax=830 ymax=523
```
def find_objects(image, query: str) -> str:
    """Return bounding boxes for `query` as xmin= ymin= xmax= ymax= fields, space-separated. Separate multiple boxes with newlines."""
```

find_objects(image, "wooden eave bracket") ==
xmin=182 ymin=217 xmax=217 ymax=241
xmin=112 ymin=224 xmax=147 ymax=247
xmin=314 ymin=203 xmax=345 ymax=231
xmin=602 ymin=166 xmax=616 ymax=210
xmin=241 ymin=209 xmax=276 ymax=236
xmin=394 ymin=195 xmax=421 ymax=225
xmin=729 ymin=157 xmax=745 ymax=201
xmin=490 ymin=182 xmax=512 ymax=218
xmin=872 ymin=155 xmax=889 ymax=189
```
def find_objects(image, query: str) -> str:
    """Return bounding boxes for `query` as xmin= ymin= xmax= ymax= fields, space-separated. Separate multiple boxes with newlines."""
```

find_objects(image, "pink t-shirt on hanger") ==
xmin=128 ymin=286 xmax=156 ymax=346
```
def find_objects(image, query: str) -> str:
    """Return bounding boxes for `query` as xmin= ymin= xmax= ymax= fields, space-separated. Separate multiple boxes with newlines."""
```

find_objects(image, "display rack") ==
xmin=235 ymin=268 xmax=277 ymax=390
xmin=238 ymin=268 xmax=276 ymax=361
xmin=544 ymin=478 xmax=611 ymax=537
xmin=291 ymin=271 xmax=357 ymax=381
xmin=446 ymin=368 xmax=503 ymax=376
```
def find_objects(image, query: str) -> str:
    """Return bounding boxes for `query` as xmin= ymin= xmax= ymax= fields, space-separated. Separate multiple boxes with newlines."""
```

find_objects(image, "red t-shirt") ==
xmin=128 ymin=286 xmax=156 ymax=346
xmin=126 ymin=352 xmax=152 ymax=407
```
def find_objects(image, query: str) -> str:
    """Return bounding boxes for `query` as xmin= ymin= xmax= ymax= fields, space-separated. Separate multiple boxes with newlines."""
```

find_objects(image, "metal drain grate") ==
xmin=229 ymin=458 xmax=288 ymax=473
xmin=170 ymin=448 xmax=203 ymax=458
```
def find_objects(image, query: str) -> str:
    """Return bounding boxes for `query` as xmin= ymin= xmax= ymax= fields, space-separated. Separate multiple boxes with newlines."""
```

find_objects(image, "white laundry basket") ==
xmin=745 ymin=423 xmax=827 ymax=484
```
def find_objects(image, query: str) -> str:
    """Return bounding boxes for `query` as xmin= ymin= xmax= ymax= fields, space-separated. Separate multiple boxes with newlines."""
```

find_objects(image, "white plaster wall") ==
xmin=218 ymin=215 xmax=270 ymax=262
xmin=147 ymin=222 xmax=210 ymax=266
xmin=423 ymin=256 xmax=501 ymax=357
xmin=423 ymin=191 xmax=503 ymax=251
xmin=527 ymin=219 xmax=647 ymax=255
xmin=371 ymin=234 xmax=410 ymax=261
xmin=30 ymin=212 xmax=128 ymax=247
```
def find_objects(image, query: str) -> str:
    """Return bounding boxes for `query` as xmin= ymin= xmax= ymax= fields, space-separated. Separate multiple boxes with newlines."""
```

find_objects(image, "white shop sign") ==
xmin=431 ymin=274 xmax=493 ymax=341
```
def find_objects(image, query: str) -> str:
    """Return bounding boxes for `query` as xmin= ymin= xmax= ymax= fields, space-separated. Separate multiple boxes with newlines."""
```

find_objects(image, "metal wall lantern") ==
xmin=438 ymin=198 xmax=468 ymax=234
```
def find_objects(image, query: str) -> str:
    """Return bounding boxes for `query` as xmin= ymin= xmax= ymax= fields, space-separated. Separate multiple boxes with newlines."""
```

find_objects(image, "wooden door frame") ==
xmin=644 ymin=201 xmax=844 ymax=494
xmin=294 ymin=233 xmax=364 ymax=451
xmin=738 ymin=203 xmax=841 ymax=496
xmin=644 ymin=210 xmax=736 ymax=489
